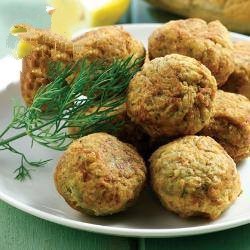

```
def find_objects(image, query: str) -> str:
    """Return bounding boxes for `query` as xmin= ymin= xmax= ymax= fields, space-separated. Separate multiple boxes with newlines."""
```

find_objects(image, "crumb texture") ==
xmin=201 ymin=90 xmax=250 ymax=162
xmin=150 ymin=135 xmax=241 ymax=219
xmin=127 ymin=54 xmax=217 ymax=137
xmin=54 ymin=133 xmax=146 ymax=216
xmin=148 ymin=18 xmax=234 ymax=86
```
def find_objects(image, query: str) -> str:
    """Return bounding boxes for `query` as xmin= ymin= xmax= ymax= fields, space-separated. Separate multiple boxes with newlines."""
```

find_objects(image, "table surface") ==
xmin=0 ymin=1 xmax=250 ymax=249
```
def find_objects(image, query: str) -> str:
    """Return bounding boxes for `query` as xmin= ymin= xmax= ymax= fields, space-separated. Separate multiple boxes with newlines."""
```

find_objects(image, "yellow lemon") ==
xmin=48 ymin=0 xmax=130 ymax=38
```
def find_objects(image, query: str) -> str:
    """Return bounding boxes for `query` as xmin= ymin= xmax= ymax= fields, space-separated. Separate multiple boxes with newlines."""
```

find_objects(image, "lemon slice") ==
xmin=49 ymin=0 xmax=130 ymax=38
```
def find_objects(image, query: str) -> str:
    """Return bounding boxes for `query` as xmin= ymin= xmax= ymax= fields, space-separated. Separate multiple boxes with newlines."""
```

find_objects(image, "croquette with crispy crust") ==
xmin=19 ymin=25 xmax=145 ymax=105
xmin=54 ymin=133 xmax=146 ymax=216
xmin=222 ymin=41 xmax=250 ymax=100
xmin=148 ymin=18 xmax=234 ymax=86
xmin=200 ymin=90 xmax=250 ymax=163
xmin=73 ymin=26 xmax=145 ymax=65
xmin=150 ymin=136 xmax=241 ymax=220
xmin=127 ymin=54 xmax=217 ymax=137
xmin=16 ymin=24 xmax=74 ymax=106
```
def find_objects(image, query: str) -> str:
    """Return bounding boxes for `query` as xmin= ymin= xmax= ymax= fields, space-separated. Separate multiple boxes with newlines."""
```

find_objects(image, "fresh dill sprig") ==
xmin=0 ymin=144 xmax=50 ymax=181
xmin=0 ymin=56 xmax=143 ymax=180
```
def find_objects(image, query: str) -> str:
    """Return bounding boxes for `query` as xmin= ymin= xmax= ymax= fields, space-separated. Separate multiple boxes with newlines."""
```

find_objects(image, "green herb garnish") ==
xmin=0 ymin=57 xmax=143 ymax=180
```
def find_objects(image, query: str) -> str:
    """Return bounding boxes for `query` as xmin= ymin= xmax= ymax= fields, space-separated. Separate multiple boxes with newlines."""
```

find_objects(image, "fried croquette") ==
xmin=148 ymin=18 xmax=234 ymax=86
xmin=200 ymin=90 xmax=250 ymax=163
xmin=127 ymin=54 xmax=217 ymax=137
xmin=18 ymin=25 xmax=145 ymax=105
xmin=73 ymin=26 xmax=145 ymax=64
xmin=150 ymin=136 xmax=241 ymax=220
xmin=54 ymin=133 xmax=146 ymax=216
xmin=16 ymin=24 xmax=74 ymax=106
xmin=222 ymin=41 xmax=250 ymax=99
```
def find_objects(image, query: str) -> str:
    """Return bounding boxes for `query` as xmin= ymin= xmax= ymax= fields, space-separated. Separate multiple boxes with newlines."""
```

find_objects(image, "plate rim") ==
xmin=1 ymin=187 xmax=250 ymax=238
xmin=0 ymin=23 xmax=250 ymax=238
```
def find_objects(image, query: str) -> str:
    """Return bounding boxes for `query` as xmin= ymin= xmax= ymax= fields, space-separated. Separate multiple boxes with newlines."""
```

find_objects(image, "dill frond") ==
xmin=0 ymin=56 xmax=143 ymax=180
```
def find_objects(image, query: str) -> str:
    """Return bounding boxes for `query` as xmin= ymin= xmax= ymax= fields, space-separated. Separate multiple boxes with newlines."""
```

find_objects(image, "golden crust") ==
xmin=200 ymin=90 xmax=250 ymax=163
xmin=17 ymin=24 xmax=74 ymax=105
xmin=54 ymin=133 xmax=146 ymax=216
xmin=73 ymin=26 xmax=145 ymax=64
xmin=150 ymin=135 xmax=241 ymax=220
xmin=148 ymin=18 xmax=234 ymax=86
xmin=127 ymin=54 xmax=217 ymax=137
xmin=222 ymin=41 xmax=250 ymax=100
xmin=19 ymin=25 xmax=145 ymax=105
xmin=21 ymin=52 xmax=49 ymax=106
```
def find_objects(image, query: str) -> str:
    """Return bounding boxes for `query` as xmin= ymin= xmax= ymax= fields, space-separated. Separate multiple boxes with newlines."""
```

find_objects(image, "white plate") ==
xmin=0 ymin=24 xmax=249 ymax=238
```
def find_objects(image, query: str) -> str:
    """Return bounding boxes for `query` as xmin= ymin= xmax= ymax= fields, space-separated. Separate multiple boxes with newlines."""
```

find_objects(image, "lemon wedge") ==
xmin=48 ymin=0 xmax=130 ymax=38
xmin=49 ymin=0 xmax=83 ymax=38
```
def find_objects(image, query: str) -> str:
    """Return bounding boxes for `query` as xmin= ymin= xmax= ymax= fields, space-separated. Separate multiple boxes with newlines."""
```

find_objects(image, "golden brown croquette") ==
xmin=54 ymin=133 xmax=147 ymax=216
xmin=148 ymin=18 xmax=234 ymax=86
xmin=222 ymin=41 xmax=250 ymax=100
xmin=127 ymin=54 xmax=217 ymax=137
xmin=150 ymin=136 xmax=241 ymax=220
xmin=200 ymin=90 xmax=250 ymax=163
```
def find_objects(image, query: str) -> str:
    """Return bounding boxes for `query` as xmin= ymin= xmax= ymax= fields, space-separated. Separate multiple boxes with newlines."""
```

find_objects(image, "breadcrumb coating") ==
xmin=200 ymin=90 xmax=250 ymax=163
xmin=148 ymin=18 xmax=234 ymax=86
xmin=222 ymin=41 xmax=250 ymax=100
xmin=127 ymin=54 xmax=217 ymax=137
xmin=54 ymin=133 xmax=146 ymax=216
xmin=150 ymin=135 xmax=241 ymax=220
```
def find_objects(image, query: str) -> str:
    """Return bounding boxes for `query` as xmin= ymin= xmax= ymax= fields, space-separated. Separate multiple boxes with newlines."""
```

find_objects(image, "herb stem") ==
xmin=0 ymin=125 xmax=11 ymax=138
xmin=0 ymin=131 xmax=27 ymax=145
xmin=0 ymin=120 xmax=56 ymax=146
